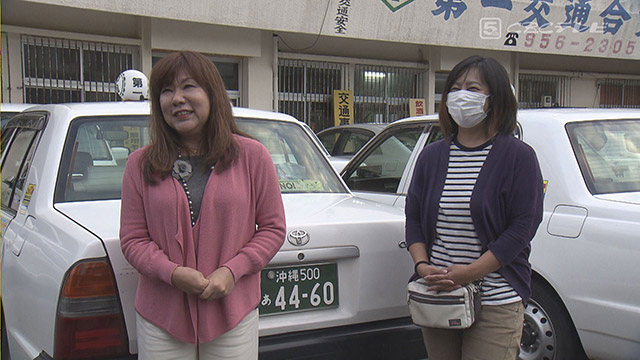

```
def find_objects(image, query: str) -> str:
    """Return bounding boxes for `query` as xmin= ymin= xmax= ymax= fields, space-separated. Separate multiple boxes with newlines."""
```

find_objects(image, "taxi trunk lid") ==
xmin=54 ymin=193 xmax=411 ymax=347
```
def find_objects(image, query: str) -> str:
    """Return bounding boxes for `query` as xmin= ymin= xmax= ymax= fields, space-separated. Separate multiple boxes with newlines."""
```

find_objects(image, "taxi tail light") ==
xmin=54 ymin=259 xmax=129 ymax=360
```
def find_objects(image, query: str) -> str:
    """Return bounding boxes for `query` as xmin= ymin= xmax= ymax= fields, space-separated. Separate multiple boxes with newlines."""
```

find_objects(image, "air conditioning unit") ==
xmin=542 ymin=95 xmax=553 ymax=107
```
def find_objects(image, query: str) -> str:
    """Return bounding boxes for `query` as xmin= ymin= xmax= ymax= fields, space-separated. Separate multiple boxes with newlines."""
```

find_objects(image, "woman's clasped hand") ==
xmin=170 ymin=266 xmax=235 ymax=300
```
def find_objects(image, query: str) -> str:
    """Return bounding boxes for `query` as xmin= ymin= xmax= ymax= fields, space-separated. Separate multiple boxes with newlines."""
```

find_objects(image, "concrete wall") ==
xmin=571 ymin=77 xmax=601 ymax=108
xmin=435 ymin=47 xmax=514 ymax=75
xmin=244 ymin=32 xmax=275 ymax=111
xmin=2 ymin=0 xmax=140 ymax=39
xmin=149 ymin=19 xmax=261 ymax=58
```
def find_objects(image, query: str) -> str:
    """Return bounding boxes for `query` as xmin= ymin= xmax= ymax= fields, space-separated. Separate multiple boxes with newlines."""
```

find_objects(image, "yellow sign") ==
xmin=409 ymin=98 xmax=426 ymax=117
xmin=123 ymin=126 xmax=142 ymax=152
xmin=333 ymin=90 xmax=353 ymax=127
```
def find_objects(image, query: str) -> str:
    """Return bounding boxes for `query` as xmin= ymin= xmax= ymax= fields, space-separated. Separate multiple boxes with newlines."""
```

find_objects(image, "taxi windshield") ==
xmin=55 ymin=115 xmax=345 ymax=202
xmin=567 ymin=119 xmax=640 ymax=195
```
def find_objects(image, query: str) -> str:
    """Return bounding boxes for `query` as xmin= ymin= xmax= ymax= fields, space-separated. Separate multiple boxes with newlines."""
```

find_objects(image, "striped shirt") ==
xmin=430 ymin=139 xmax=521 ymax=305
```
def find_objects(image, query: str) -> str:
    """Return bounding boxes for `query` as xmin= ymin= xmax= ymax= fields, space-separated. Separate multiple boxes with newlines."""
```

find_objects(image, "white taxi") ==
xmin=341 ymin=108 xmax=640 ymax=360
xmin=1 ymin=102 xmax=425 ymax=360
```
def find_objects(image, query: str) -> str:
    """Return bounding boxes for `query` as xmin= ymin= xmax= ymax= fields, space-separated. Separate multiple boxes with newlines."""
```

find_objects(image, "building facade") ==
xmin=2 ymin=0 xmax=639 ymax=131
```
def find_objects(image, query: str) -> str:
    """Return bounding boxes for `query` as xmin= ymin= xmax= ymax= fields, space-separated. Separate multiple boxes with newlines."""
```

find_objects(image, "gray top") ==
xmin=183 ymin=155 xmax=212 ymax=224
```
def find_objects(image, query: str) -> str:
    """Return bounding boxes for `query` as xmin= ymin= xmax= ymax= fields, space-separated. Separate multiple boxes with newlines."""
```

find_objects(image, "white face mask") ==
xmin=446 ymin=90 xmax=489 ymax=129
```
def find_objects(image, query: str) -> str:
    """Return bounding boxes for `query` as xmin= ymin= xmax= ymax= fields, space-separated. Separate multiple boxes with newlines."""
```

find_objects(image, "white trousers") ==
xmin=136 ymin=309 xmax=259 ymax=360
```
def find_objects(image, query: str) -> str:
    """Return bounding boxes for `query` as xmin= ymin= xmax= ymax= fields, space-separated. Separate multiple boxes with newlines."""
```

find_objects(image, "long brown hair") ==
xmin=438 ymin=55 xmax=518 ymax=138
xmin=143 ymin=51 xmax=246 ymax=184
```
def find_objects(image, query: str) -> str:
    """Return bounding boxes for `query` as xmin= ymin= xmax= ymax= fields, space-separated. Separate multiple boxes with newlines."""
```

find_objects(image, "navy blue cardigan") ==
xmin=405 ymin=133 xmax=544 ymax=303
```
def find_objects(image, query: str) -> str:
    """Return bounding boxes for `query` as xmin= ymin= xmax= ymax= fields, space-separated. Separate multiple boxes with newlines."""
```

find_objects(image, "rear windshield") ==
xmin=55 ymin=115 xmax=345 ymax=202
xmin=54 ymin=116 xmax=151 ymax=202
xmin=567 ymin=119 xmax=640 ymax=194
xmin=1 ymin=111 xmax=21 ymax=129
xmin=236 ymin=119 xmax=345 ymax=194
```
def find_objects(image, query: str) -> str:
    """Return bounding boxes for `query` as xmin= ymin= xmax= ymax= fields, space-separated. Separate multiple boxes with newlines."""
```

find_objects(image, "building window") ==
xmin=21 ymin=35 xmax=139 ymax=104
xmin=354 ymin=65 xmax=425 ymax=123
xmin=278 ymin=58 xmax=346 ymax=132
xmin=518 ymin=74 xmax=570 ymax=109
xmin=152 ymin=53 xmax=242 ymax=106
xmin=599 ymin=79 xmax=640 ymax=108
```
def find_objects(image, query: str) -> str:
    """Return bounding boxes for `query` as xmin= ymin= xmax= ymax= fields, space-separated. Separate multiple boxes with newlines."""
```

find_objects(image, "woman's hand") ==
xmin=171 ymin=266 xmax=210 ymax=294
xmin=426 ymin=264 xmax=475 ymax=291
xmin=200 ymin=267 xmax=235 ymax=301
xmin=425 ymin=264 xmax=482 ymax=292
xmin=417 ymin=263 xmax=459 ymax=291
xmin=443 ymin=264 xmax=476 ymax=285
xmin=427 ymin=251 xmax=501 ymax=291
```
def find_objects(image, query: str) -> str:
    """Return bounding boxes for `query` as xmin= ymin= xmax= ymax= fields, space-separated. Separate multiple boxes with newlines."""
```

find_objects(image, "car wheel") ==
xmin=1 ymin=306 xmax=10 ymax=360
xmin=519 ymin=279 xmax=586 ymax=360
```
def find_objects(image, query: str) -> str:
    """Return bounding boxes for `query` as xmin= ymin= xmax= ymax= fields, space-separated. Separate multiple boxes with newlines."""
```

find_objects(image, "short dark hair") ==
xmin=438 ymin=55 xmax=518 ymax=138
xmin=144 ymin=51 xmax=245 ymax=183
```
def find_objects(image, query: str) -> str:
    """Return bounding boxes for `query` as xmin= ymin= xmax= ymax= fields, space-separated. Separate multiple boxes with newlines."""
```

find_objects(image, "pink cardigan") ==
xmin=120 ymin=135 xmax=286 ymax=343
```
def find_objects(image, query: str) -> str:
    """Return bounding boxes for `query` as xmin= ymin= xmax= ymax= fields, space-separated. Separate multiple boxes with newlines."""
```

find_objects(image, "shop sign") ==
xmin=333 ymin=90 xmax=354 ymax=127
xmin=410 ymin=99 xmax=427 ymax=117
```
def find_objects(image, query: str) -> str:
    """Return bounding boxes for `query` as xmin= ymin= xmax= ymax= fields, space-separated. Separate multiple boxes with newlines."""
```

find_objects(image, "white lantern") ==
xmin=116 ymin=70 xmax=149 ymax=101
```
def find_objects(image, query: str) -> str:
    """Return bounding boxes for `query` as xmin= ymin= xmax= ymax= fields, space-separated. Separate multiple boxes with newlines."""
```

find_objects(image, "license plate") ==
xmin=259 ymin=263 xmax=339 ymax=316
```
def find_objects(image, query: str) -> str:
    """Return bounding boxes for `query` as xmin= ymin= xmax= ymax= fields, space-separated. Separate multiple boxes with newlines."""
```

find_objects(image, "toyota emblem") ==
xmin=287 ymin=229 xmax=310 ymax=246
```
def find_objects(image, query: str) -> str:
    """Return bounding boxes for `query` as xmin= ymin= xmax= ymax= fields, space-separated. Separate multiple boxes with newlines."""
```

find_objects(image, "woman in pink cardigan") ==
xmin=120 ymin=51 xmax=286 ymax=359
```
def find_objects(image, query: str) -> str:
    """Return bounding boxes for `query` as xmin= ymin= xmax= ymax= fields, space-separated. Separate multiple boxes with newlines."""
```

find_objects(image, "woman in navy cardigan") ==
xmin=405 ymin=55 xmax=544 ymax=360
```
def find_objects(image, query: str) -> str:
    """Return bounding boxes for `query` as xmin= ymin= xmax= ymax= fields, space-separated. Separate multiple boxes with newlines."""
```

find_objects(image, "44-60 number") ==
xmin=275 ymin=282 xmax=335 ymax=310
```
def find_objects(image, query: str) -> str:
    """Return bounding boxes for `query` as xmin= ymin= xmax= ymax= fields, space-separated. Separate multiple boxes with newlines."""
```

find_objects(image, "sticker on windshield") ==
xmin=19 ymin=184 xmax=36 ymax=215
xmin=279 ymin=180 xmax=323 ymax=192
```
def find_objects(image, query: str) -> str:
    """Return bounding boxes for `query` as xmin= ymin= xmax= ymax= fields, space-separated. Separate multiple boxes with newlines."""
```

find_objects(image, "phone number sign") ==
xmin=474 ymin=0 xmax=640 ymax=59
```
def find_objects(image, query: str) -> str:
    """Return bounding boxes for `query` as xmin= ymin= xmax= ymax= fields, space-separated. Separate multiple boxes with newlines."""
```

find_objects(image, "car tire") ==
xmin=1 ymin=306 xmax=10 ymax=360
xmin=519 ymin=279 xmax=587 ymax=360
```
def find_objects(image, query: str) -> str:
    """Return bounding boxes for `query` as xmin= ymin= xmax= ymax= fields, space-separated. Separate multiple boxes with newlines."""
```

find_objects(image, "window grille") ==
xmin=278 ymin=58 xmax=425 ymax=132
xmin=354 ymin=65 xmax=425 ymax=123
xmin=278 ymin=58 xmax=347 ymax=132
xmin=518 ymin=74 xmax=570 ymax=109
xmin=599 ymin=79 xmax=640 ymax=108
xmin=21 ymin=35 xmax=139 ymax=104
